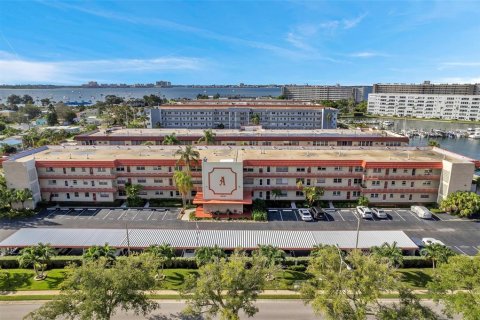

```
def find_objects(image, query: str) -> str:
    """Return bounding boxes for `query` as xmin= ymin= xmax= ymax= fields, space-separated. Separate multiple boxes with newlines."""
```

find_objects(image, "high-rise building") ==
xmin=372 ymin=81 xmax=480 ymax=95
xmin=281 ymin=85 xmax=371 ymax=102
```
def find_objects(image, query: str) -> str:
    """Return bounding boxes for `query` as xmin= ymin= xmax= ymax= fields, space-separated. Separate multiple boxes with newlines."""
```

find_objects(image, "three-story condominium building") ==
xmin=75 ymin=128 xmax=409 ymax=147
xmin=147 ymin=101 xmax=338 ymax=129
xmin=3 ymin=145 xmax=477 ymax=212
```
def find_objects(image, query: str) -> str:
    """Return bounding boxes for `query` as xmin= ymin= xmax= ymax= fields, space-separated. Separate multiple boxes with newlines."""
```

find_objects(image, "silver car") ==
xmin=298 ymin=208 xmax=313 ymax=222
xmin=356 ymin=206 xmax=373 ymax=219
xmin=371 ymin=208 xmax=388 ymax=219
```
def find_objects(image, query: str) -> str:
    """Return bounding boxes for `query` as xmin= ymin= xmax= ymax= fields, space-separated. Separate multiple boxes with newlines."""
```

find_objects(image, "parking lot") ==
xmin=268 ymin=207 xmax=468 ymax=223
xmin=42 ymin=207 xmax=181 ymax=222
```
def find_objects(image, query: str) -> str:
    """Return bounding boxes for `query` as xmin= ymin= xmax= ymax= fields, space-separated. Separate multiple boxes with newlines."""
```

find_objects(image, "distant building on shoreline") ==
xmin=281 ymin=85 xmax=371 ymax=102
xmin=372 ymin=81 xmax=480 ymax=95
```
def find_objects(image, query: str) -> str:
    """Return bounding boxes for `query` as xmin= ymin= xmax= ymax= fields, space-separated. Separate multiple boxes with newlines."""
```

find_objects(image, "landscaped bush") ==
xmin=252 ymin=199 xmax=267 ymax=211
xmin=402 ymin=256 xmax=433 ymax=268
xmin=189 ymin=211 xmax=197 ymax=221
xmin=149 ymin=199 xmax=183 ymax=207
xmin=252 ymin=209 xmax=267 ymax=221
xmin=0 ymin=256 xmax=82 ymax=269
xmin=0 ymin=209 xmax=36 ymax=220
xmin=286 ymin=264 xmax=307 ymax=272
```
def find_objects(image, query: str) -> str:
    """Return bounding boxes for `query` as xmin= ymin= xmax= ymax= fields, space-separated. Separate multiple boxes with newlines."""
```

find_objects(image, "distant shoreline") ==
xmin=0 ymin=85 xmax=282 ymax=90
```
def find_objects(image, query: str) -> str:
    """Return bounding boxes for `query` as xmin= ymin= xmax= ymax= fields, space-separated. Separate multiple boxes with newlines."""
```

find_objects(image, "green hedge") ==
xmin=0 ymin=256 xmax=82 ymax=269
xmin=402 ymin=256 xmax=433 ymax=268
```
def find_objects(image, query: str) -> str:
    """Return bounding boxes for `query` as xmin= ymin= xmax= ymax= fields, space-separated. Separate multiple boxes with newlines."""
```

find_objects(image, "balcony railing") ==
xmin=361 ymin=187 xmax=438 ymax=194
xmin=243 ymin=172 xmax=363 ymax=178
xmin=363 ymin=175 xmax=441 ymax=181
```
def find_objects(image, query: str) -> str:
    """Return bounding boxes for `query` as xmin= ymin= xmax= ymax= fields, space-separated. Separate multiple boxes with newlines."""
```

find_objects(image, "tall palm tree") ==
xmin=173 ymin=170 xmax=193 ymax=207
xmin=194 ymin=245 xmax=225 ymax=267
xmin=357 ymin=195 xmax=369 ymax=207
xmin=83 ymin=244 xmax=116 ymax=265
xmin=271 ymin=189 xmax=282 ymax=204
xmin=145 ymin=243 xmax=176 ymax=279
xmin=162 ymin=133 xmax=179 ymax=145
xmin=420 ymin=243 xmax=455 ymax=269
xmin=303 ymin=186 xmax=325 ymax=207
xmin=18 ymin=243 xmax=56 ymax=280
xmin=175 ymin=145 xmax=200 ymax=172
xmin=197 ymin=129 xmax=216 ymax=145
xmin=371 ymin=241 xmax=404 ymax=268
xmin=15 ymin=188 xmax=33 ymax=209
xmin=250 ymin=113 xmax=261 ymax=125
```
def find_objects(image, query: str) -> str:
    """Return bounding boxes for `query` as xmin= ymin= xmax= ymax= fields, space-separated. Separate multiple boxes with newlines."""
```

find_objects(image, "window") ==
xmin=400 ymin=194 xmax=405 ymax=199
xmin=52 ymin=193 xmax=59 ymax=198
xmin=402 ymin=181 xmax=406 ymax=186
xmin=317 ymin=167 xmax=326 ymax=171
xmin=373 ymin=168 xmax=382 ymax=173
xmin=424 ymin=169 xmax=433 ymax=175
xmin=154 ymin=179 xmax=163 ymax=184
xmin=370 ymin=193 xmax=379 ymax=198
xmin=154 ymin=191 xmax=163 ymax=195
xmin=392 ymin=168 xmax=397 ymax=173
xmin=391 ymin=181 xmax=396 ymax=186
xmin=354 ymin=167 xmax=364 ymax=172
xmin=420 ymin=194 xmax=429 ymax=199
xmin=334 ymin=166 xmax=342 ymax=171
xmin=390 ymin=194 xmax=394 ymax=198
xmin=372 ymin=181 xmax=380 ymax=186
xmin=352 ymin=191 xmax=361 ymax=197
xmin=243 ymin=167 xmax=254 ymax=172
xmin=296 ymin=167 xmax=305 ymax=172
xmin=99 ymin=181 xmax=108 ymax=186
xmin=70 ymin=167 xmax=76 ymax=172
xmin=116 ymin=167 xmax=125 ymax=172
xmin=403 ymin=169 xmax=409 ymax=174
xmin=137 ymin=179 xmax=147 ymax=184
xmin=333 ymin=191 xmax=341 ymax=196
xmin=333 ymin=178 xmax=342 ymax=183
xmin=46 ymin=167 xmax=55 ymax=172
xmin=423 ymin=181 xmax=432 ymax=186
xmin=100 ymin=193 xmax=109 ymax=198
xmin=48 ymin=180 xmax=57 ymax=185
xmin=85 ymin=192 xmax=90 ymax=197
xmin=153 ymin=166 xmax=162 ymax=171
xmin=317 ymin=178 xmax=325 ymax=184
xmin=98 ymin=168 xmax=106 ymax=172
xmin=136 ymin=166 xmax=145 ymax=171
xmin=74 ymin=192 xmax=79 ymax=197
xmin=296 ymin=191 xmax=304 ymax=196
xmin=276 ymin=178 xmax=288 ymax=185
xmin=276 ymin=167 xmax=288 ymax=172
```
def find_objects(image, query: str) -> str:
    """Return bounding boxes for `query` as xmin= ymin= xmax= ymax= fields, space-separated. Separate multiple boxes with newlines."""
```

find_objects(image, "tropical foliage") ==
xmin=194 ymin=245 xmax=226 ymax=267
xmin=420 ymin=243 xmax=455 ymax=269
xmin=175 ymin=145 xmax=200 ymax=172
xmin=83 ymin=244 xmax=116 ymax=266
xmin=302 ymin=186 xmax=324 ymax=207
xmin=182 ymin=250 xmax=268 ymax=320
xmin=440 ymin=191 xmax=480 ymax=218
xmin=125 ymin=183 xmax=144 ymax=207
xmin=371 ymin=242 xmax=404 ymax=268
xmin=253 ymin=245 xmax=286 ymax=280
xmin=144 ymin=243 xmax=175 ymax=279
xmin=18 ymin=243 xmax=56 ymax=280
xmin=197 ymin=129 xmax=216 ymax=145
xmin=162 ymin=133 xmax=179 ymax=145
xmin=357 ymin=195 xmax=369 ymax=207
xmin=173 ymin=170 xmax=193 ymax=207
xmin=24 ymin=256 xmax=159 ymax=320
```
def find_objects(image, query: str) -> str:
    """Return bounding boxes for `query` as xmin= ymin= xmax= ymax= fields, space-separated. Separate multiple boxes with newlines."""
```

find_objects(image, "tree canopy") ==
xmin=440 ymin=191 xmax=480 ymax=218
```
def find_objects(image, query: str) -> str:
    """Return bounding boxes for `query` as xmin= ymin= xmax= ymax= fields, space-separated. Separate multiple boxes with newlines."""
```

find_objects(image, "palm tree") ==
xmin=15 ymin=188 xmax=33 ymax=209
xmin=3 ymin=188 xmax=16 ymax=209
xmin=420 ymin=243 xmax=455 ymax=269
xmin=83 ymin=244 xmax=116 ymax=265
xmin=173 ymin=170 xmax=193 ymax=207
xmin=428 ymin=140 xmax=440 ymax=148
xmin=18 ymin=243 xmax=56 ymax=280
xmin=271 ymin=189 xmax=282 ymax=204
xmin=125 ymin=184 xmax=144 ymax=207
xmin=175 ymin=145 xmax=200 ymax=172
xmin=162 ymin=133 xmax=179 ymax=145
xmin=250 ymin=113 xmax=261 ymax=125
xmin=357 ymin=195 xmax=369 ymax=207
xmin=145 ymin=243 xmax=176 ymax=279
xmin=371 ymin=241 xmax=404 ymax=268
xmin=194 ymin=245 xmax=225 ymax=267
xmin=254 ymin=245 xmax=286 ymax=280
xmin=303 ymin=186 xmax=325 ymax=207
xmin=197 ymin=129 xmax=216 ymax=145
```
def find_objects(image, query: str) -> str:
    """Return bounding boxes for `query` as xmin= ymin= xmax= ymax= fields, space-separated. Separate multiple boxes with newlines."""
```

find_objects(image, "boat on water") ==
xmin=382 ymin=120 xmax=394 ymax=126
xmin=468 ymin=128 xmax=480 ymax=139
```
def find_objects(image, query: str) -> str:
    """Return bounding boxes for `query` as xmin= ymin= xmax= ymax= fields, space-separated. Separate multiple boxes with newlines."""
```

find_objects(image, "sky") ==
xmin=0 ymin=0 xmax=480 ymax=85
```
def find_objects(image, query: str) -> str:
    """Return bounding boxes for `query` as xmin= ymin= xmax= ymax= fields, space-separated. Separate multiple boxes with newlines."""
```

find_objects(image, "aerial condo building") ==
xmin=3 ymin=145 xmax=477 ymax=213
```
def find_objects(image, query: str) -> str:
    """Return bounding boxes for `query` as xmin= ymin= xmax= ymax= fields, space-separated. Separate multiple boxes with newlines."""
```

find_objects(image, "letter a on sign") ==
xmin=219 ymin=176 xmax=226 ymax=186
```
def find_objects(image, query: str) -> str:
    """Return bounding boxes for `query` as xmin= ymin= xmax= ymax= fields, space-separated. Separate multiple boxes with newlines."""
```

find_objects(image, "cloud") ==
xmin=349 ymin=51 xmax=389 ymax=58
xmin=0 ymin=53 xmax=204 ymax=84
xmin=320 ymin=13 xmax=368 ymax=31
xmin=438 ymin=62 xmax=480 ymax=70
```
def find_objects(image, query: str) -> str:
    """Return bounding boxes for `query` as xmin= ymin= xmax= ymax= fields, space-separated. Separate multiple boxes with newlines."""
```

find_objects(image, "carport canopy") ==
xmin=0 ymin=228 xmax=418 ymax=251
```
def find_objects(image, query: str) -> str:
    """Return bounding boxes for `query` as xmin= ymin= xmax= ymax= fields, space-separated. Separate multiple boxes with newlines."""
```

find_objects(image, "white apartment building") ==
xmin=368 ymin=93 xmax=480 ymax=121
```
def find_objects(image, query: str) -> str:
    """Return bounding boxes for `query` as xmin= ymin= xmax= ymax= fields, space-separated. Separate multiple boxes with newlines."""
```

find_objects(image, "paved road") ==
xmin=1 ymin=207 xmax=480 ymax=255
xmin=0 ymin=299 xmax=456 ymax=320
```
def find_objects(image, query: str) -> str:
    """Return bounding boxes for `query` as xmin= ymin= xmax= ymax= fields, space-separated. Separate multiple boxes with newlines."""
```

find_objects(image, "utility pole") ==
xmin=125 ymin=222 xmax=131 ymax=256
xmin=355 ymin=212 xmax=361 ymax=249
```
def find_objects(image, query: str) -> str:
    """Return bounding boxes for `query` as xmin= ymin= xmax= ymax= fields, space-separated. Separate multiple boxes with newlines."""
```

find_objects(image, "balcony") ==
xmin=361 ymin=187 xmax=438 ymax=194
xmin=38 ymin=174 xmax=116 ymax=180
xmin=41 ymin=187 xmax=116 ymax=193
xmin=363 ymin=175 xmax=441 ymax=181
xmin=243 ymin=172 xmax=363 ymax=178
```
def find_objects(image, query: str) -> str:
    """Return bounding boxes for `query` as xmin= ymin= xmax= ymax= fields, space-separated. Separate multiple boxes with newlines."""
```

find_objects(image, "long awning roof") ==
xmin=0 ymin=228 xmax=418 ymax=250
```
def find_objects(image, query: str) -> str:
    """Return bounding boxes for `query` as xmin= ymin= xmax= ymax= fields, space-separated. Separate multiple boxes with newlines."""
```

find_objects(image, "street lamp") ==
xmin=355 ymin=210 xmax=361 ymax=250
xmin=336 ymin=244 xmax=351 ymax=273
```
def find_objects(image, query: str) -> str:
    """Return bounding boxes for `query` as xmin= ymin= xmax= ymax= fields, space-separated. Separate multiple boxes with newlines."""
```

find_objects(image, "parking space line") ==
xmin=407 ymin=210 xmax=422 ymax=221
xmin=336 ymin=211 xmax=346 ymax=221
xmin=279 ymin=210 xmax=284 ymax=221
xmin=147 ymin=211 xmax=154 ymax=221
xmin=433 ymin=214 xmax=444 ymax=221
xmin=294 ymin=210 xmax=299 ymax=221
xmin=473 ymin=246 xmax=480 ymax=252
xmin=392 ymin=210 xmax=406 ymax=221
xmin=130 ymin=211 xmax=140 ymax=221
xmin=117 ymin=210 xmax=127 ymax=220
xmin=45 ymin=209 xmax=58 ymax=219
xmin=102 ymin=210 xmax=113 ymax=220
xmin=454 ymin=246 xmax=468 ymax=255
xmin=160 ymin=211 xmax=168 ymax=220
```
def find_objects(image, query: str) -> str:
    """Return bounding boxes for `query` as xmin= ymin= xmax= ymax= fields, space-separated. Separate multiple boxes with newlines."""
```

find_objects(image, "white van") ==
xmin=410 ymin=205 xmax=432 ymax=219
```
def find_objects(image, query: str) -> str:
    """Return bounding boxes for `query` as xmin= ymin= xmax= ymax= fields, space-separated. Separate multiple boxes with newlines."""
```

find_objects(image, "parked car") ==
xmin=411 ymin=205 xmax=433 ymax=219
xmin=421 ymin=237 xmax=445 ymax=246
xmin=371 ymin=208 xmax=388 ymax=219
xmin=298 ymin=208 xmax=313 ymax=222
xmin=311 ymin=207 xmax=326 ymax=220
xmin=356 ymin=206 xmax=373 ymax=219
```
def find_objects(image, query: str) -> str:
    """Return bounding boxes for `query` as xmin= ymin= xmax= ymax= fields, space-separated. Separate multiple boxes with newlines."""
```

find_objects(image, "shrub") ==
xmin=189 ymin=211 xmax=197 ymax=221
xmin=0 ymin=256 xmax=82 ymax=269
xmin=252 ymin=209 xmax=267 ymax=221
xmin=287 ymin=264 xmax=307 ymax=272
xmin=252 ymin=199 xmax=267 ymax=211
xmin=0 ymin=209 xmax=36 ymax=220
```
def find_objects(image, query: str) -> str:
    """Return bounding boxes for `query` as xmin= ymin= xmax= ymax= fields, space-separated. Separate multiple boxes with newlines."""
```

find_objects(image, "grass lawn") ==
xmin=1 ymin=268 xmax=435 ymax=291
xmin=1 ymin=269 xmax=68 ymax=291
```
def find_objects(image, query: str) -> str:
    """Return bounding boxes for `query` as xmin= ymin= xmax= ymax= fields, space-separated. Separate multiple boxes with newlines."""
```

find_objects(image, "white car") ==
xmin=421 ymin=238 xmax=445 ymax=247
xmin=356 ymin=206 xmax=373 ymax=219
xmin=371 ymin=208 xmax=388 ymax=219
xmin=411 ymin=206 xmax=433 ymax=219
xmin=298 ymin=208 xmax=313 ymax=222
